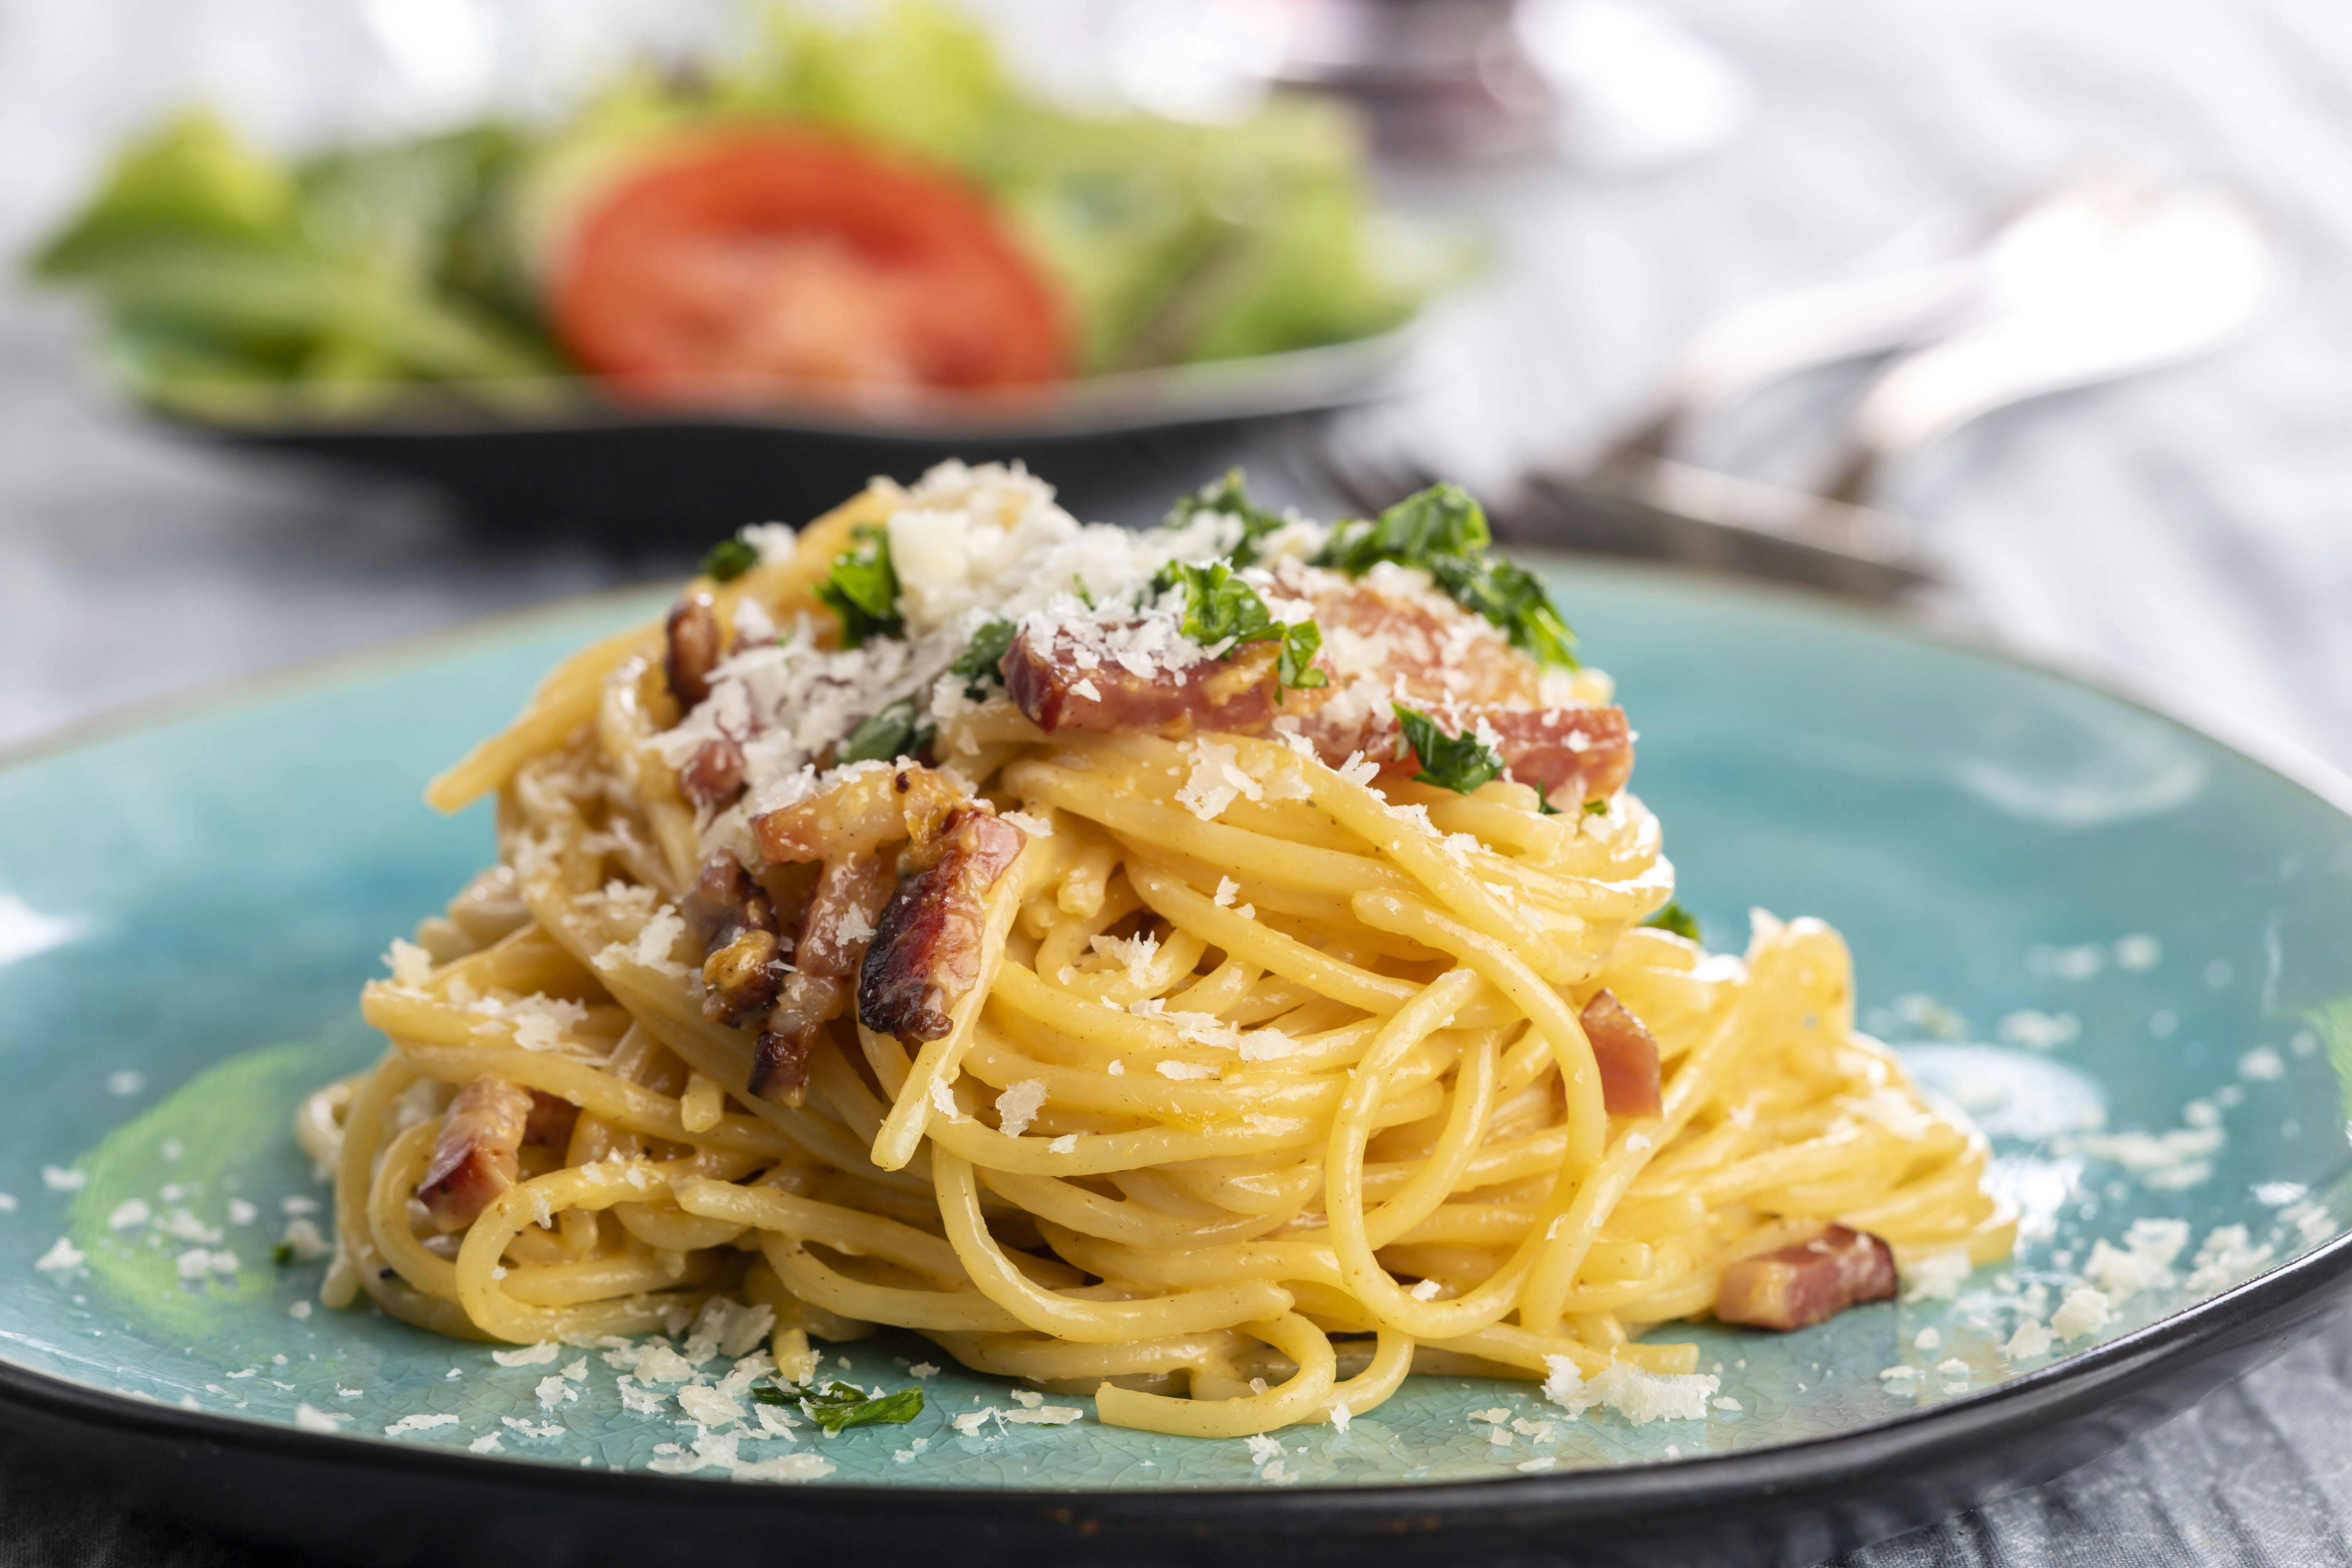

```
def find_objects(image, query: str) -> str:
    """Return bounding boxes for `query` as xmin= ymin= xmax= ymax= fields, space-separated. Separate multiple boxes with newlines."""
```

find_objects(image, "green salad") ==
xmin=31 ymin=0 xmax=1468 ymax=420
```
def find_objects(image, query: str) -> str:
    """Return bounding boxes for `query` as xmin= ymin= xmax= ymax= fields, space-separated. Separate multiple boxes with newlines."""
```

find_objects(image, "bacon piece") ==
xmin=1295 ymin=565 xmax=1538 ymax=705
xmin=1579 ymin=987 xmax=1662 ymax=1118
xmin=665 ymin=595 xmax=727 ymax=711
xmin=682 ymin=852 xmax=760 ymax=949
xmin=796 ymin=855 xmax=894 ymax=980
xmin=704 ymin=927 xmax=786 ymax=1026
xmin=679 ymin=735 xmax=746 ymax=811
xmin=1478 ymin=705 xmax=1633 ymax=806
xmin=523 ymin=1090 xmax=579 ymax=1151
xmin=1715 ymin=1226 xmax=1898 ymax=1331
xmin=679 ymin=851 xmax=789 ymax=1025
xmin=1299 ymin=699 xmax=1632 ymax=806
xmin=858 ymin=805 xmax=1026 ymax=1042
xmin=1002 ymin=624 xmax=1280 ymax=737
xmin=1266 ymin=565 xmax=1635 ymax=804
xmin=753 ymin=763 xmax=963 ymax=866
xmin=750 ymin=998 xmax=828 ymax=1105
xmin=683 ymin=852 xmax=784 ymax=958
xmin=416 ymin=1076 xmax=534 ymax=1232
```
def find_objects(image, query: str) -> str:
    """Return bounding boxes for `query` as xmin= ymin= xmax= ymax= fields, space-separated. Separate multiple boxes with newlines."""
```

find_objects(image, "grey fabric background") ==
xmin=4 ymin=0 xmax=2352 ymax=1561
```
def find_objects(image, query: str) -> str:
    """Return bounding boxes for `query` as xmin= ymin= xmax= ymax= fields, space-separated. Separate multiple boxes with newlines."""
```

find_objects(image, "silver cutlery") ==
xmin=1317 ymin=172 xmax=2276 ymax=598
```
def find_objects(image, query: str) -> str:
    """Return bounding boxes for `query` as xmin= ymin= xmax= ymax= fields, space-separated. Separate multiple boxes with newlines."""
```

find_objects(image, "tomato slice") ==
xmin=550 ymin=131 xmax=1067 ymax=403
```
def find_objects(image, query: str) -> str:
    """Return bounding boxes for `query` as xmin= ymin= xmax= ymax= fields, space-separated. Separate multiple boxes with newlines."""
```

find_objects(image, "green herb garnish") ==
xmin=814 ymin=525 xmax=902 ymax=648
xmin=1156 ymin=560 xmax=1324 ymax=692
xmin=837 ymin=697 xmax=932 ymax=765
xmin=1392 ymin=702 xmax=1504 ymax=795
xmin=699 ymin=536 xmax=757 ymax=583
xmin=1583 ymin=798 xmax=1610 ymax=817
xmin=1277 ymin=621 xmax=1327 ymax=691
xmin=948 ymin=616 xmax=1018 ymax=701
xmin=797 ymin=1379 xmax=924 ymax=1434
xmin=1159 ymin=559 xmax=1262 ymax=645
xmin=1167 ymin=468 xmax=1290 ymax=566
xmin=1316 ymin=484 xmax=1579 ymax=670
xmin=1430 ymin=555 xmax=1579 ymax=670
xmin=1316 ymin=482 xmax=1489 ymax=573
xmin=1645 ymin=902 xmax=1701 ymax=942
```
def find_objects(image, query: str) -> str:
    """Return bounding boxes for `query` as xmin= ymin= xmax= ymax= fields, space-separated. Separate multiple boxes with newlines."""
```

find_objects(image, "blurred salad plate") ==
xmin=31 ymin=0 xmax=1463 ymax=530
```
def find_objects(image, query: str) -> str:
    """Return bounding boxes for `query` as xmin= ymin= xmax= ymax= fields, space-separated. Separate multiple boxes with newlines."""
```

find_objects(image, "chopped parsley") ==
xmin=814 ymin=526 xmax=903 ymax=648
xmin=1157 ymin=559 xmax=1325 ymax=692
xmin=1645 ymin=902 xmax=1701 ymax=943
xmin=792 ymin=1380 xmax=925 ymax=1434
xmin=1583 ymin=798 xmax=1610 ymax=817
xmin=1432 ymin=554 xmax=1579 ymax=670
xmin=837 ymin=697 xmax=931 ymax=765
xmin=1392 ymin=703 xmax=1504 ymax=795
xmin=1317 ymin=482 xmax=1489 ymax=573
xmin=1276 ymin=620 xmax=1327 ymax=691
xmin=699 ymin=536 xmax=758 ymax=583
xmin=1316 ymin=484 xmax=1580 ymax=670
xmin=1167 ymin=468 xmax=1290 ymax=566
xmin=948 ymin=616 xmax=1018 ymax=700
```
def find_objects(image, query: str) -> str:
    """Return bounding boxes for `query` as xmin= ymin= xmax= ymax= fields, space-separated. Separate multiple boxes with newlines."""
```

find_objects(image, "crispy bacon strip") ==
xmin=753 ymin=763 xmax=963 ymax=866
xmin=858 ymin=804 xmax=1026 ymax=1042
xmin=1002 ymin=625 xmax=1280 ymax=737
xmin=704 ymin=927 xmax=786 ymax=1026
xmin=682 ymin=852 xmax=760 ymax=948
xmin=1579 ymin=988 xmax=1663 ymax=1118
xmin=665 ymin=596 xmax=726 ymax=711
xmin=743 ymin=813 xmax=898 ymax=1102
xmin=796 ymin=855 xmax=894 ymax=980
xmin=1715 ymin=1226 xmax=1899 ymax=1331
xmin=679 ymin=735 xmax=746 ymax=811
xmin=416 ymin=1076 xmax=534 ymax=1232
xmin=741 ymin=768 xmax=967 ymax=1105
xmin=681 ymin=852 xmax=789 ymax=1026
xmin=751 ymin=990 xmax=831 ymax=1106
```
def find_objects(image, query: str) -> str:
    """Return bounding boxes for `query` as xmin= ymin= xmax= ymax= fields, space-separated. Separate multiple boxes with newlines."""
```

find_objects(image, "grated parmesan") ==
xmin=994 ymin=1080 xmax=1049 ymax=1140
xmin=1542 ymin=1358 xmax=1719 ymax=1425
xmin=1900 ymin=1248 xmax=1973 ymax=1303
xmin=2051 ymin=1285 xmax=2112 ymax=1340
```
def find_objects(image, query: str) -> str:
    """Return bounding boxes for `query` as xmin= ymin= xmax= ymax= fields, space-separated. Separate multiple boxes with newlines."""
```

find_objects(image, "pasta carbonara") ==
xmin=304 ymin=463 xmax=2014 ymax=1437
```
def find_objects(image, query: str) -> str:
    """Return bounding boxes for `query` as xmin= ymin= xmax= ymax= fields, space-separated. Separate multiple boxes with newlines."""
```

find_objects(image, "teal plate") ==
xmin=4 ymin=566 xmax=2352 ymax=1566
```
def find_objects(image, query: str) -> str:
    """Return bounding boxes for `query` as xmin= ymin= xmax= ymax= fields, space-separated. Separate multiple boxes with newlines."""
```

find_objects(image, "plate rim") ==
xmin=121 ymin=325 xmax=1426 ymax=446
xmin=6 ymin=555 xmax=2352 ymax=1524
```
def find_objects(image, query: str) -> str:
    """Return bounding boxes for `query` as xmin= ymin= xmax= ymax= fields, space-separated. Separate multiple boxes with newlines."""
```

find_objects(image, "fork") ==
xmin=1309 ymin=172 xmax=2274 ymax=599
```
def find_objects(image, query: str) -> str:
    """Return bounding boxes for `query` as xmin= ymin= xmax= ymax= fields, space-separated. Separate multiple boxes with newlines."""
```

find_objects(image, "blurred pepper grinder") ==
xmin=1270 ymin=0 xmax=1562 ymax=160
xmin=1263 ymin=0 xmax=1549 ymax=160
xmin=1111 ymin=0 xmax=1753 ymax=168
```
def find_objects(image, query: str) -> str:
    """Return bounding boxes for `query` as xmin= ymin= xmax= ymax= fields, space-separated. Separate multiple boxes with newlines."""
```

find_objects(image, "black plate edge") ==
xmin=0 ymin=1235 xmax=2344 ymax=1568
xmin=125 ymin=327 xmax=1424 ymax=446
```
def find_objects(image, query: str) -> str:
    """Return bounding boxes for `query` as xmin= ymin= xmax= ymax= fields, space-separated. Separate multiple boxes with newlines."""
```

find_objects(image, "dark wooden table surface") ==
xmin=5 ymin=0 xmax=2352 ymax=1561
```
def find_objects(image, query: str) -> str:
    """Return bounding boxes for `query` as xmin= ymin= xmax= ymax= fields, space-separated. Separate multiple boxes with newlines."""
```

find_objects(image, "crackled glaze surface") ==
xmin=2 ymin=573 xmax=2349 ymax=1492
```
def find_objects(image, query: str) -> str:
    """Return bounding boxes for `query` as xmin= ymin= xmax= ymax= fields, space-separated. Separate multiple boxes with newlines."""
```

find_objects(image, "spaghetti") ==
xmin=305 ymin=463 xmax=2013 ymax=1436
